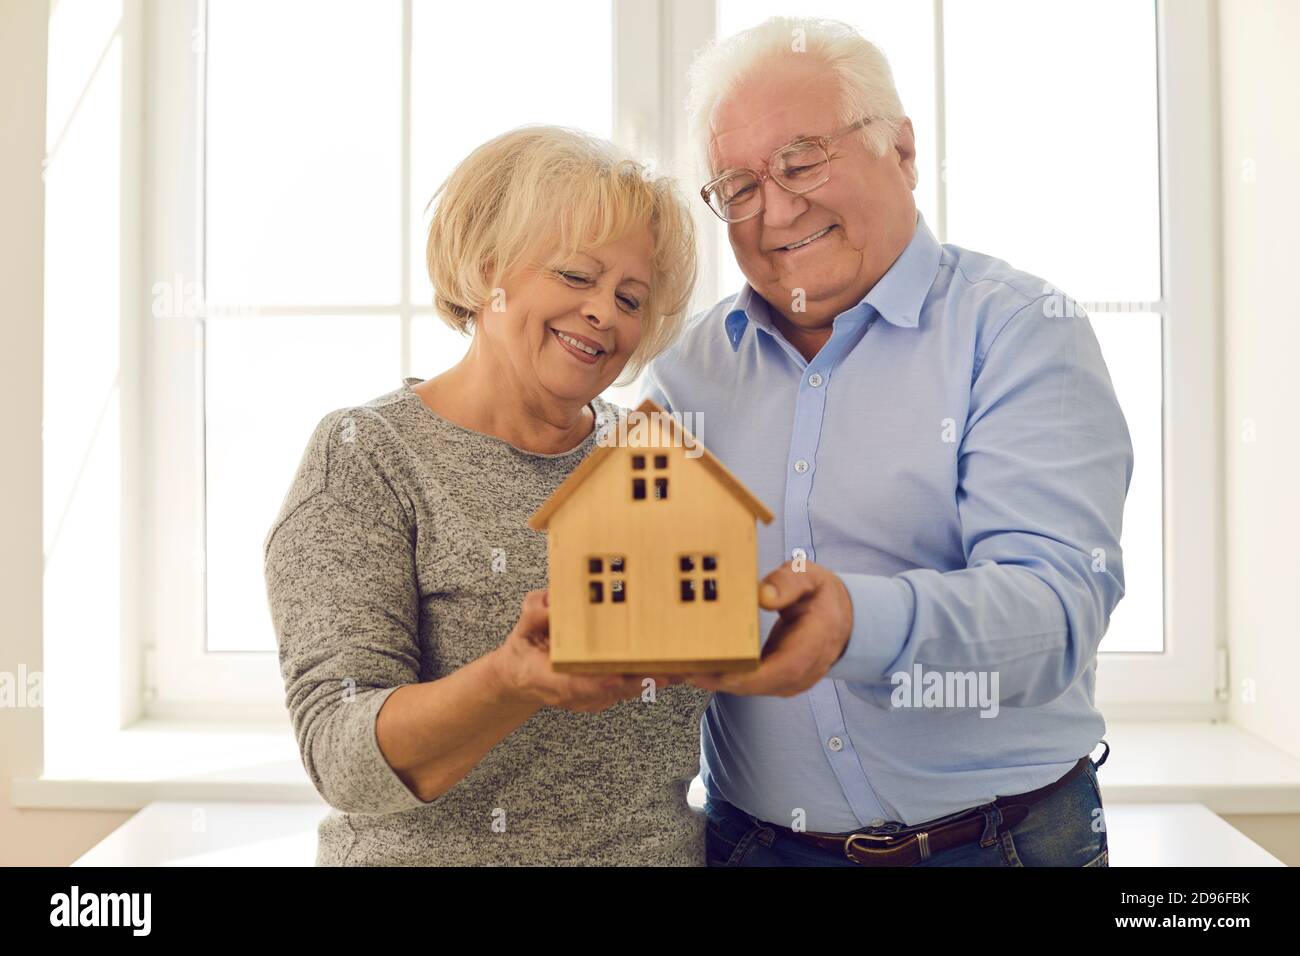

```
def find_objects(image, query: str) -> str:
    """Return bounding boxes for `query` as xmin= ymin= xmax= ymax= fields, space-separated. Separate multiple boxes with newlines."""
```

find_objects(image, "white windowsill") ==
xmin=69 ymin=800 xmax=1286 ymax=866
xmin=10 ymin=719 xmax=317 ymax=810
xmin=11 ymin=718 xmax=1300 ymax=815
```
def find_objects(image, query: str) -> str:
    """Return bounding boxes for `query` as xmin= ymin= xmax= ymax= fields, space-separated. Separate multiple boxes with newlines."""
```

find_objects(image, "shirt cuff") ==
xmin=346 ymin=685 xmax=432 ymax=813
xmin=827 ymin=572 xmax=915 ymax=684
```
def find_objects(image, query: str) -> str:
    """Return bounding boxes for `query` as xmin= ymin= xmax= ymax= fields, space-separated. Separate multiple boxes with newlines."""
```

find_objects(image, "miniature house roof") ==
xmin=527 ymin=398 xmax=774 ymax=530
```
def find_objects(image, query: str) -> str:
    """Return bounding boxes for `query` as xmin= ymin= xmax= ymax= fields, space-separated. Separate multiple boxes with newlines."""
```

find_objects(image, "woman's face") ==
xmin=479 ymin=228 xmax=654 ymax=406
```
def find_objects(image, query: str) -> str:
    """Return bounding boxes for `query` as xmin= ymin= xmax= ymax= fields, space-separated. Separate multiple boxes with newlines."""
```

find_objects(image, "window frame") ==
xmin=145 ymin=0 xmax=283 ymax=717
xmin=135 ymin=0 xmax=1221 ymax=720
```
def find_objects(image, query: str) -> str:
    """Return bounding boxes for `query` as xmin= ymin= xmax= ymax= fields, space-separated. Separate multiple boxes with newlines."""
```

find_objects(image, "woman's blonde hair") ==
xmin=425 ymin=126 xmax=697 ymax=383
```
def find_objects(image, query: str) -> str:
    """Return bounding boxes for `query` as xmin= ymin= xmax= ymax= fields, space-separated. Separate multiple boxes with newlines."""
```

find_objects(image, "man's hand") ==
xmin=688 ymin=561 xmax=854 ymax=696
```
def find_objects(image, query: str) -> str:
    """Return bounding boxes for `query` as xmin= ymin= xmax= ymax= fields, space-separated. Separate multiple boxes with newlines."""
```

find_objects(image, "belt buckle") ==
xmin=845 ymin=828 xmax=938 ymax=865
xmin=843 ymin=831 xmax=898 ymax=862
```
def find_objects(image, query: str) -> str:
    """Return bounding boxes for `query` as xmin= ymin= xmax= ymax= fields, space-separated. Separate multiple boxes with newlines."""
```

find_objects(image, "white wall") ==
xmin=0 ymin=0 xmax=132 ymax=865
xmin=1215 ymin=0 xmax=1300 ymax=866
xmin=1221 ymin=0 xmax=1300 ymax=758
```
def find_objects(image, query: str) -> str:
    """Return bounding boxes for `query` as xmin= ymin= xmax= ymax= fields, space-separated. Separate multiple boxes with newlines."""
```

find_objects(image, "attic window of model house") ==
xmin=679 ymin=553 xmax=718 ymax=603
xmin=587 ymin=555 xmax=626 ymax=604
xmin=631 ymin=454 xmax=669 ymax=501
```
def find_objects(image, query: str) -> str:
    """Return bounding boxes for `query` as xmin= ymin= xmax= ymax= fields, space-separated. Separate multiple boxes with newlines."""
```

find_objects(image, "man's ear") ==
xmin=894 ymin=117 xmax=918 ymax=191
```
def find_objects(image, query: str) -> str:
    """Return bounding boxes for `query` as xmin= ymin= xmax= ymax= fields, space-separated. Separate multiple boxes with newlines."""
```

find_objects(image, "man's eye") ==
xmin=783 ymin=161 xmax=825 ymax=178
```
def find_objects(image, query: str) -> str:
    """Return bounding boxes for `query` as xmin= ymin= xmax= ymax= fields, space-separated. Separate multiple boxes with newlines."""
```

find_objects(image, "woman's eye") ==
xmin=557 ymin=269 xmax=640 ymax=314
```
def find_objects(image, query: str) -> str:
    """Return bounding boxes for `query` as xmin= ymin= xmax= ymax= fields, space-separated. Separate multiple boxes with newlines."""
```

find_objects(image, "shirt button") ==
xmin=808 ymin=372 xmax=824 ymax=388
xmin=870 ymin=817 xmax=886 ymax=827
xmin=794 ymin=458 xmax=809 ymax=474
xmin=827 ymin=736 xmax=844 ymax=752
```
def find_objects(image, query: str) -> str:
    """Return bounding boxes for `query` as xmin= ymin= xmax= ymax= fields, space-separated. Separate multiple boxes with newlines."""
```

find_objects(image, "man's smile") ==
xmin=772 ymin=224 xmax=838 ymax=253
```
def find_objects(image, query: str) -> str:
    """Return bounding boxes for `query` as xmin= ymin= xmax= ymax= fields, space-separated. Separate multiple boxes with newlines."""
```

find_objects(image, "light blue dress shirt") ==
xmin=641 ymin=210 xmax=1133 ymax=831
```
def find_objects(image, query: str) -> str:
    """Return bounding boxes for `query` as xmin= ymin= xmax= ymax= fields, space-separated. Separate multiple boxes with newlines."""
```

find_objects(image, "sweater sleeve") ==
xmin=263 ymin=408 xmax=430 ymax=815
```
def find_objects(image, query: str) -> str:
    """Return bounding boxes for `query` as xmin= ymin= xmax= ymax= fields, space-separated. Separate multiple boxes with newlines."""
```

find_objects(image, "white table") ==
xmin=72 ymin=800 xmax=1285 ymax=866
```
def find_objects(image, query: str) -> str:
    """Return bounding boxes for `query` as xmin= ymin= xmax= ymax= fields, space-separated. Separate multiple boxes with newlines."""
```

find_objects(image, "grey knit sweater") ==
xmin=263 ymin=377 xmax=710 ymax=865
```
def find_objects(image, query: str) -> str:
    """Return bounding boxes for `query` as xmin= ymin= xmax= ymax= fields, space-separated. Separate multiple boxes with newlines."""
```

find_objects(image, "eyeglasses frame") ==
xmin=699 ymin=116 xmax=877 ymax=224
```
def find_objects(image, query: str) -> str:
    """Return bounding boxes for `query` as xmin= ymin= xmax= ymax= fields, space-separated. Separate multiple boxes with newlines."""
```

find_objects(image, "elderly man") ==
xmin=642 ymin=17 xmax=1132 ymax=867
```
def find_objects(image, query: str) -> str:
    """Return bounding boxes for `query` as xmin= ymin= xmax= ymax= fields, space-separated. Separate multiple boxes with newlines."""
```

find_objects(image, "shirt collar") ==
xmin=723 ymin=210 xmax=941 ymax=351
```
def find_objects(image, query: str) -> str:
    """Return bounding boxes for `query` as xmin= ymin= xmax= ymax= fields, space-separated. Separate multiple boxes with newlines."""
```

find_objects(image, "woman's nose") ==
xmin=583 ymin=299 xmax=615 ymax=329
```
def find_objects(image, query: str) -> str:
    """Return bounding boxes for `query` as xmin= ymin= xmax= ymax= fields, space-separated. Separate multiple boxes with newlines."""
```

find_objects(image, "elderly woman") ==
xmin=263 ymin=126 xmax=707 ymax=865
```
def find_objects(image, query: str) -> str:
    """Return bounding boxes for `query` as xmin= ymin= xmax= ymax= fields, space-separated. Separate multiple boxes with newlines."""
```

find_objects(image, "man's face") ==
xmin=708 ymin=56 xmax=918 ymax=329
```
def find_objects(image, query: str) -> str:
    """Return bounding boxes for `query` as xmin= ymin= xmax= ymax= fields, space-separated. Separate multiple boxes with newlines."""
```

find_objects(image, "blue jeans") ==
xmin=705 ymin=750 xmax=1110 ymax=867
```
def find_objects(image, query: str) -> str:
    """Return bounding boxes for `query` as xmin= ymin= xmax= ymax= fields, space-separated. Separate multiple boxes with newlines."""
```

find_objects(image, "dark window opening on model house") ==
xmin=587 ymin=555 xmax=627 ymax=604
xmin=632 ymin=453 xmax=669 ymax=501
xmin=679 ymin=553 xmax=718 ymax=602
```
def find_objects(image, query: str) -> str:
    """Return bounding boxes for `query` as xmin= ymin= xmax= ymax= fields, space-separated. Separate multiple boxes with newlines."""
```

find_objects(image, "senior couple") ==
xmin=264 ymin=16 xmax=1131 ymax=867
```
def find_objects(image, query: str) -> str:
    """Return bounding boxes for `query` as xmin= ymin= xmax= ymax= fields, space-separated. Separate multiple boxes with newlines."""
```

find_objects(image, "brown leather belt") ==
xmin=776 ymin=755 xmax=1092 ymax=867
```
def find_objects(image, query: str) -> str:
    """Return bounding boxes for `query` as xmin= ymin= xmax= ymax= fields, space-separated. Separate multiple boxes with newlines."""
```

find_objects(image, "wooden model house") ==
xmin=528 ymin=399 xmax=774 ymax=673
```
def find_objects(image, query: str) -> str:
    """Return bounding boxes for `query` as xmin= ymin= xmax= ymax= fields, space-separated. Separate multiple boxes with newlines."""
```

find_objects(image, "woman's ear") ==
xmin=477 ymin=258 xmax=506 ymax=322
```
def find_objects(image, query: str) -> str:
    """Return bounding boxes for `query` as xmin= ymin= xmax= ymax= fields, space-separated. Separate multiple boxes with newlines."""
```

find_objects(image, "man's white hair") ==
xmin=686 ymin=16 xmax=906 ymax=172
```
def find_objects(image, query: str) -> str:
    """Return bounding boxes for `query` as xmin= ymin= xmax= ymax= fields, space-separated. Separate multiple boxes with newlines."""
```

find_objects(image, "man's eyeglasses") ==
xmin=700 ymin=117 xmax=875 ymax=224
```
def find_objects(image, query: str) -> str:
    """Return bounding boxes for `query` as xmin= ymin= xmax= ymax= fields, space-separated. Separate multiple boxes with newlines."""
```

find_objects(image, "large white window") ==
xmin=111 ymin=0 xmax=1221 ymax=719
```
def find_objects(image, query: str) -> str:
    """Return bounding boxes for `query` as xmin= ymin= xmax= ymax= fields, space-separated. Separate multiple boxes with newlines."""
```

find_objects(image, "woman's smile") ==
xmin=550 ymin=327 xmax=607 ymax=365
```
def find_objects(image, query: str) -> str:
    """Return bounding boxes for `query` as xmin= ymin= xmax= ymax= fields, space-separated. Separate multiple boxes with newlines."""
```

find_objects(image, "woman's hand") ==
xmin=491 ymin=590 xmax=681 ymax=713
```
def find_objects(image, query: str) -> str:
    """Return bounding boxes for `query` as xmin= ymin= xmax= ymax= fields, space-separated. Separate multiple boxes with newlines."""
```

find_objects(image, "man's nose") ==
xmin=760 ymin=176 xmax=806 ymax=230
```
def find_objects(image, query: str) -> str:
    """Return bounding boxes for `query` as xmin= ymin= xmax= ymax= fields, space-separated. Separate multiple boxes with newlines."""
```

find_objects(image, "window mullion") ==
xmin=400 ymin=0 xmax=413 ymax=380
xmin=933 ymin=0 xmax=948 ymax=243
